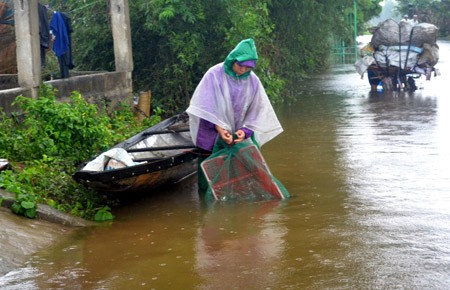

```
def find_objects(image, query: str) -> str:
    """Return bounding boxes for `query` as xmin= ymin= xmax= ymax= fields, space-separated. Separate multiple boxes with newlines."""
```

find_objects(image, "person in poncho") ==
xmin=186 ymin=38 xmax=283 ymax=191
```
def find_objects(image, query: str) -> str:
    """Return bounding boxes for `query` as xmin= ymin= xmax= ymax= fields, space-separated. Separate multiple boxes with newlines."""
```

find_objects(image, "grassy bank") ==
xmin=0 ymin=84 xmax=161 ymax=221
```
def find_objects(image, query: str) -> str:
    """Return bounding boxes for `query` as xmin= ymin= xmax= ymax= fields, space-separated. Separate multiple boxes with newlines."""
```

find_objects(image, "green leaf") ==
xmin=21 ymin=200 xmax=36 ymax=209
xmin=94 ymin=210 xmax=114 ymax=222
xmin=25 ymin=208 xmax=37 ymax=219
xmin=159 ymin=7 xmax=175 ymax=20
xmin=11 ymin=202 xmax=22 ymax=215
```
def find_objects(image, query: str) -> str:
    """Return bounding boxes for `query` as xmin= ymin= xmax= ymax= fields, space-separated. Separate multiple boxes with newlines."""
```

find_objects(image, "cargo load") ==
xmin=354 ymin=18 xmax=440 ymax=91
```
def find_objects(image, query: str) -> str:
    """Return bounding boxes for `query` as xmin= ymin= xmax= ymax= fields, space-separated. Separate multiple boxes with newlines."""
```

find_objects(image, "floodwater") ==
xmin=2 ymin=40 xmax=450 ymax=289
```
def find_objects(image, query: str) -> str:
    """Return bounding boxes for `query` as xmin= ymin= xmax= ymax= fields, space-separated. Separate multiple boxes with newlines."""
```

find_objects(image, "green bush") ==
xmin=10 ymin=84 xmax=113 ymax=164
xmin=0 ymin=84 xmax=161 ymax=220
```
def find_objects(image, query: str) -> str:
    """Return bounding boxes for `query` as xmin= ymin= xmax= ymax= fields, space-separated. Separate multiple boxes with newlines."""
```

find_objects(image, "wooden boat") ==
xmin=72 ymin=112 xmax=198 ymax=193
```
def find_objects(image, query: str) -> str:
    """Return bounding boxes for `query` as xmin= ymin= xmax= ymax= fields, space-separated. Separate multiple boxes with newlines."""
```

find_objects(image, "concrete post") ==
xmin=14 ymin=0 xmax=41 ymax=98
xmin=110 ymin=0 xmax=133 ymax=72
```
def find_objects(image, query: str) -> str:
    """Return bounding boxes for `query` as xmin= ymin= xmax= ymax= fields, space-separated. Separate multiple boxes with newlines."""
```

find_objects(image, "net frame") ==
xmin=201 ymin=144 xmax=286 ymax=201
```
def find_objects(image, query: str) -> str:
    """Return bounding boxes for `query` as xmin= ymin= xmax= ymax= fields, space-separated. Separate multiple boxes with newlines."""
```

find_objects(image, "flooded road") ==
xmin=2 ymin=40 xmax=450 ymax=289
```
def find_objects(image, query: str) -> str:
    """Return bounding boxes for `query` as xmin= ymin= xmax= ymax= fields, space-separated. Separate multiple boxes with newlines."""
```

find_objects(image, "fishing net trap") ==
xmin=200 ymin=139 xmax=290 ymax=202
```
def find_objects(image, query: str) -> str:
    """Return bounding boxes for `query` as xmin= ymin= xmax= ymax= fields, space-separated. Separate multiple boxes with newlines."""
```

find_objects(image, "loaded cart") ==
xmin=355 ymin=19 xmax=440 ymax=92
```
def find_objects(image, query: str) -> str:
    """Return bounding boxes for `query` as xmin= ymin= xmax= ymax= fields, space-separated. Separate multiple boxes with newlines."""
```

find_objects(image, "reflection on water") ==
xmin=2 ymin=41 xmax=450 ymax=289
xmin=195 ymin=201 xmax=287 ymax=290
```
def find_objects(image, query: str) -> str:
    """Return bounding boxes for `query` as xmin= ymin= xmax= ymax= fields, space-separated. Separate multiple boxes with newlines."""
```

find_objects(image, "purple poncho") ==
xmin=186 ymin=62 xmax=283 ymax=151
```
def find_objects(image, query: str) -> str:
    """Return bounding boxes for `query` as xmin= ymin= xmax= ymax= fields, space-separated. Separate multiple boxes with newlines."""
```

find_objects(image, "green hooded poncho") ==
xmin=223 ymin=38 xmax=259 ymax=79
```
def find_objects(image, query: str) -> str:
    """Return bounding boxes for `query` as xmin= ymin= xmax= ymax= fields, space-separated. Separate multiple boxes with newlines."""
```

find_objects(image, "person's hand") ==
xmin=233 ymin=129 xmax=245 ymax=143
xmin=215 ymin=125 xmax=233 ymax=145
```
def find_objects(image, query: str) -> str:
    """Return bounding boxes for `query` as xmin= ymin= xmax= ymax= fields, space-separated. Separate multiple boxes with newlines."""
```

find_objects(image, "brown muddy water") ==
xmin=1 ymin=40 xmax=450 ymax=289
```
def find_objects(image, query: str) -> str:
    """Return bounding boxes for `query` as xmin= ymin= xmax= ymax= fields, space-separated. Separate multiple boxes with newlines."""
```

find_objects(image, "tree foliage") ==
xmin=268 ymin=0 xmax=380 ymax=90
xmin=44 ymin=0 xmax=384 ymax=113
xmin=396 ymin=0 xmax=450 ymax=36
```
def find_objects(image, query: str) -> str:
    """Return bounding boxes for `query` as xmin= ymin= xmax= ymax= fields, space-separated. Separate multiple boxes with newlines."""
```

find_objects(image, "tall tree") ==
xmin=396 ymin=0 xmax=450 ymax=36
xmin=268 ymin=0 xmax=380 ymax=86
xmin=43 ymin=0 xmax=385 ymax=114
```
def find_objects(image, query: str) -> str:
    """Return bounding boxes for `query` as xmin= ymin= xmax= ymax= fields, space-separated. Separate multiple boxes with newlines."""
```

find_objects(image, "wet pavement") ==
xmin=0 ymin=207 xmax=72 ymax=276
xmin=0 ymin=190 xmax=90 ymax=276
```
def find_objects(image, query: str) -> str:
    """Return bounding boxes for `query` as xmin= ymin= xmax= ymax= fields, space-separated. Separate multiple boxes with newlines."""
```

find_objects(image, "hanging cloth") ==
xmin=0 ymin=0 xmax=14 ymax=25
xmin=50 ymin=11 xmax=74 ymax=78
xmin=50 ymin=12 xmax=70 ymax=57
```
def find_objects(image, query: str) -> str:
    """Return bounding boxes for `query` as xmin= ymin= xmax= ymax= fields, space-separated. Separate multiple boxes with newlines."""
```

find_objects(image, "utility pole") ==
xmin=354 ymin=0 xmax=358 ymax=61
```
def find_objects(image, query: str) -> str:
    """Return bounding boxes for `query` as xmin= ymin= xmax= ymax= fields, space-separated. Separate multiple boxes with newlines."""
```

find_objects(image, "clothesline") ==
xmin=45 ymin=0 xmax=103 ymax=15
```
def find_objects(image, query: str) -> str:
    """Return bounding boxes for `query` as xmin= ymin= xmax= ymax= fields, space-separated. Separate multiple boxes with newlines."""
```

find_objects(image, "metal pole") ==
xmin=354 ymin=0 xmax=358 ymax=61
